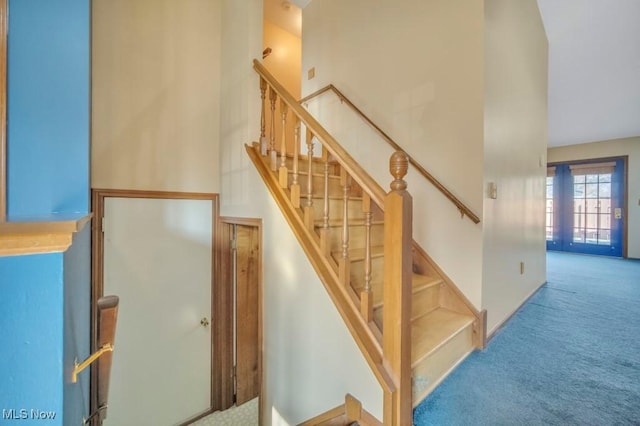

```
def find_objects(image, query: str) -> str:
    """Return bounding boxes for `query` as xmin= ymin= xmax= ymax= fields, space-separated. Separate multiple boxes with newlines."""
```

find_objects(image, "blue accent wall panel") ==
xmin=0 ymin=254 xmax=64 ymax=425
xmin=63 ymin=227 xmax=91 ymax=425
xmin=7 ymin=0 xmax=90 ymax=217
xmin=1 ymin=0 xmax=91 ymax=423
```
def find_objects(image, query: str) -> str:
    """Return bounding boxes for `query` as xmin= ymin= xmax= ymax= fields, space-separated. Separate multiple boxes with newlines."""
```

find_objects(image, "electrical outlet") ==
xmin=308 ymin=67 xmax=315 ymax=80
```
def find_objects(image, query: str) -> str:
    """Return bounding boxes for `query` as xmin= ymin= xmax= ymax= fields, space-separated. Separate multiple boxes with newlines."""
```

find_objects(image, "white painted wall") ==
xmin=482 ymin=0 xmax=548 ymax=333
xmin=301 ymin=0 xmax=486 ymax=308
xmin=92 ymin=0 xmax=221 ymax=193
xmin=219 ymin=0 xmax=382 ymax=423
xmin=548 ymin=136 xmax=640 ymax=259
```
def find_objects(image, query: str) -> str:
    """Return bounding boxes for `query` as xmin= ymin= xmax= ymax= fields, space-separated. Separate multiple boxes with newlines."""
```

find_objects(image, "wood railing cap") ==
xmin=389 ymin=151 xmax=409 ymax=191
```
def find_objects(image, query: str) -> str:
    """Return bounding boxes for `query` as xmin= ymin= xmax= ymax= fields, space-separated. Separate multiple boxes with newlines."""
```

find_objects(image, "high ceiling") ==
xmin=264 ymin=0 xmax=301 ymax=37
xmin=536 ymin=0 xmax=640 ymax=147
xmin=286 ymin=0 xmax=640 ymax=147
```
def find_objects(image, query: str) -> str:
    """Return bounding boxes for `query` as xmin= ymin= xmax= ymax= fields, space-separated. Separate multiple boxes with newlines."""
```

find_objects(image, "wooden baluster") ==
xmin=382 ymin=151 xmax=412 ymax=426
xmin=278 ymin=99 xmax=289 ymax=188
xmin=339 ymin=169 xmax=351 ymax=285
xmin=319 ymin=154 xmax=331 ymax=256
xmin=323 ymin=156 xmax=331 ymax=229
xmin=303 ymin=128 xmax=315 ymax=230
xmin=259 ymin=78 xmax=267 ymax=156
xmin=269 ymin=86 xmax=277 ymax=171
xmin=361 ymin=193 xmax=373 ymax=322
xmin=290 ymin=118 xmax=301 ymax=208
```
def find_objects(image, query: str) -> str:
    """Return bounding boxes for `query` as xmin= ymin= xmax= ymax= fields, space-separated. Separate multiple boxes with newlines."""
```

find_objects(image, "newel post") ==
xmin=382 ymin=151 xmax=412 ymax=426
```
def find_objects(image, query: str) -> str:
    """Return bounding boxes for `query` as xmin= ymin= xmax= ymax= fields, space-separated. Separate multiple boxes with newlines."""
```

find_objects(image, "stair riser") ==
xmin=322 ymin=223 xmax=384 ymax=254
xmin=375 ymin=282 xmax=442 ymax=324
xmin=412 ymin=284 xmax=441 ymax=320
xmin=312 ymin=198 xmax=366 ymax=222
xmin=285 ymin=156 xmax=337 ymax=175
xmin=412 ymin=324 xmax=474 ymax=406
xmin=349 ymin=256 xmax=384 ymax=294
xmin=288 ymin=174 xmax=342 ymax=198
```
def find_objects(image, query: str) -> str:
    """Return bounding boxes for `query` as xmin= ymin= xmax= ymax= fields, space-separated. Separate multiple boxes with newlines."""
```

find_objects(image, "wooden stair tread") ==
xmin=356 ymin=273 xmax=442 ymax=308
xmin=288 ymin=170 xmax=340 ymax=179
xmin=332 ymin=245 xmax=385 ymax=261
xmin=312 ymin=195 xmax=364 ymax=201
xmin=411 ymin=308 xmax=474 ymax=367
xmin=412 ymin=273 xmax=443 ymax=292
xmin=314 ymin=219 xmax=384 ymax=228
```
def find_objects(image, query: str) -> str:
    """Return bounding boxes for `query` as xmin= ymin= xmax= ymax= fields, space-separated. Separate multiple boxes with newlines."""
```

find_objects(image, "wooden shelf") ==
xmin=0 ymin=213 xmax=92 ymax=256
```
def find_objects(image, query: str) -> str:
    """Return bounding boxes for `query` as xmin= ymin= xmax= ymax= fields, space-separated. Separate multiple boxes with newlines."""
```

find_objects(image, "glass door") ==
xmin=546 ymin=159 xmax=625 ymax=257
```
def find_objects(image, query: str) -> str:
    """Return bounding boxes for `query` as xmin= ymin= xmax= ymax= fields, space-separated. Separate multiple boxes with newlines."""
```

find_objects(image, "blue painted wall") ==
xmin=63 ymin=227 xmax=91 ymax=425
xmin=7 ymin=0 xmax=90 ymax=218
xmin=0 ymin=0 xmax=91 ymax=424
xmin=0 ymin=254 xmax=65 ymax=424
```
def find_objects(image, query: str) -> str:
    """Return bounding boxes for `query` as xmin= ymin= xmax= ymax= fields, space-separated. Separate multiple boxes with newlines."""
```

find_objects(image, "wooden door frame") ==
xmin=218 ymin=217 xmax=263 ymax=422
xmin=90 ymin=189 xmax=221 ymax=425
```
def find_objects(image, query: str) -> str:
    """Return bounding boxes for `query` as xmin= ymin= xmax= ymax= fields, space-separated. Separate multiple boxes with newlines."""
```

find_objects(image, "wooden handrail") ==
xmin=253 ymin=60 xmax=413 ymax=425
xmin=253 ymin=60 xmax=387 ymax=210
xmin=300 ymin=84 xmax=481 ymax=224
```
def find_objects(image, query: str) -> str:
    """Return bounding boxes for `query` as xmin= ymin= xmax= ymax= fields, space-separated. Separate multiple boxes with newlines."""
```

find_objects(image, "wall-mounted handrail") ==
xmin=300 ymin=84 xmax=481 ymax=224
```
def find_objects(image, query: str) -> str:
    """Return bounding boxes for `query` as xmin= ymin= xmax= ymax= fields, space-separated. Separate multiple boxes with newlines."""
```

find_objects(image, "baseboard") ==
xmin=486 ymin=281 xmax=546 ymax=342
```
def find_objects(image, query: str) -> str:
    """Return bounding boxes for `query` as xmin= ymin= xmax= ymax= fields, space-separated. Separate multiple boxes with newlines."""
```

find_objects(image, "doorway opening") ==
xmin=91 ymin=189 xmax=219 ymax=426
xmin=546 ymin=157 xmax=627 ymax=257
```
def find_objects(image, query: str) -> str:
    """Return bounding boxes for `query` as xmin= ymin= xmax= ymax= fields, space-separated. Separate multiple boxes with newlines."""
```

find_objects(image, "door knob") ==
xmin=200 ymin=317 xmax=210 ymax=328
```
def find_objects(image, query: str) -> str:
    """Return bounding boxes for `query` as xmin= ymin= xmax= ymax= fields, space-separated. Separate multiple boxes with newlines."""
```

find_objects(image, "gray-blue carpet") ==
xmin=414 ymin=252 xmax=640 ymax=425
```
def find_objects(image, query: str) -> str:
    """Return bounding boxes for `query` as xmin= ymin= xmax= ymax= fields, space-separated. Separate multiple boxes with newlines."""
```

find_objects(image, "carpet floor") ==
xmin=414 ymin=252 xmax=640 ymax=425
xmin=189 ymin=398 xmax=258 ymax=425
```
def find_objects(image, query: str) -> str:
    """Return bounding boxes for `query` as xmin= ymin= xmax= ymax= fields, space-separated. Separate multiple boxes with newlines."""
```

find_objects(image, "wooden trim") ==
xmin=0 ymin=0 xmax=6 ymax=222
xmin=300 ymin=84 xmax=480 ymax=224
xmin=245 ymin=143 xmax=396 ymax=395
xmin=623 ymin=156 xmax=628 ymax=259
xmin=0 ymin=214 xmax=92 ymax=256
xmin=297 ymin=394 xmax=382 ymax=426
xmin=90 ymin=188 xmax=216 ymax=200
xmin=90 ymin=189 xmax=219 ymax=424
xmin=176 ymin=407 xmax=215 ymax=426
xmin=218 ymin=217 xmax=264 ymax=421
xmin=297 ymin=404 xmax=345 ymax=426
xmin=213 ymin=221 xmax=234 ymax=410
xmin=382 ymin=154 xmax=412 ymax=426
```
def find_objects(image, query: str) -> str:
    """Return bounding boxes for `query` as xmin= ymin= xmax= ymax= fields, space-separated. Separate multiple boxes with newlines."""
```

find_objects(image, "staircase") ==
xmin=249 ymin=60 xmax=486 ymax=425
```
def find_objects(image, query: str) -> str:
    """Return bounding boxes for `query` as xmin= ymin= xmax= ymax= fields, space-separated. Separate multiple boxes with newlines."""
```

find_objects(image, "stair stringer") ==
xmin=245 ymin=143 xmax=396 ymax=397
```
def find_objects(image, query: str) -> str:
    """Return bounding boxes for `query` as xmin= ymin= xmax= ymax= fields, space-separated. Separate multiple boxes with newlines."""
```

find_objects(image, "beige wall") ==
xmin=548 ymin=137 xmax=640 ymax=259
xmin=302 ymin=0 xmax=486 ymax=308
xmin=263 ymin=19 xmax=301 ymax=153
xmin=92 ymin=0 xmax=221 ymax=193
xmin=482 ymin=0 xmax=548 ymax=332
xmin=219 ymin=1 xmax=383 ymax=423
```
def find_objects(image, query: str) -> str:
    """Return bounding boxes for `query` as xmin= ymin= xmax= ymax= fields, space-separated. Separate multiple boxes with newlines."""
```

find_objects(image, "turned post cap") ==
xmin=389 ymin=151 xmax=409 ymax=191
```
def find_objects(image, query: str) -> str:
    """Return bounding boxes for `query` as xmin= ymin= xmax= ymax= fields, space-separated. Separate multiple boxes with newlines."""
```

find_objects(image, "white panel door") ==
xmin=103 ymin=197 xmax=212 ymax=426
